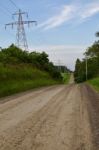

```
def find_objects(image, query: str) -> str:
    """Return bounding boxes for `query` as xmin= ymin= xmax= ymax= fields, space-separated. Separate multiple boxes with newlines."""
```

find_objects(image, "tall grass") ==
xmin=0 ymin=64 xmax=60 ymax=98
xmin=88 ymin=77 xmax=99 ymax=92
xmin=61 ymin=73 xmax=70 ymax=84
xmin=0 ymin=64 xmax=50 ymax=81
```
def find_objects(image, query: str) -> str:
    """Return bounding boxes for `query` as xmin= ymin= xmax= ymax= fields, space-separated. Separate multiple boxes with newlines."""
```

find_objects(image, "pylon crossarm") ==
xmin=5 ymin=21 xmax=37 ymax=27
xmin=5 ymin=9 xmax=37 ymax=50
xmin=13 ymin=11 xmax=28 ymax=16
xmin=22 ymin=21 xmax=37 ymax=25
xmin=5 ymin=23 xmax=14 ymax=29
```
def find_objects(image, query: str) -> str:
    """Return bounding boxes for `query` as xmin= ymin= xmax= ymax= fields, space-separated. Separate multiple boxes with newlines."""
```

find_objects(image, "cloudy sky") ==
xmin=0 ymin=0 xmax=99 ymax=70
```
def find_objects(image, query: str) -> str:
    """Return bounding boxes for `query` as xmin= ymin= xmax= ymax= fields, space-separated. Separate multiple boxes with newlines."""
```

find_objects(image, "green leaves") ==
xmin=0 ymin=44 xmax=62 ymax=80
xmin=74 ymin=41 xmax=99 ymax=83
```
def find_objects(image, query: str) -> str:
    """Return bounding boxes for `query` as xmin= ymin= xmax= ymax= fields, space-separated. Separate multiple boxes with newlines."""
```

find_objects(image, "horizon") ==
xmin=0 ymin=0 xmax=99 ymax=70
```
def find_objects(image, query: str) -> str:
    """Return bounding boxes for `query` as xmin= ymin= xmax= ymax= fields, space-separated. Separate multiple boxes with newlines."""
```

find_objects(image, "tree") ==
xmin=74 ymin=41 xmax=99 ymax=83
xmin=96 ymin=32 xmax=99 ymax=37
xmin=0 ymin=44 xmax=62 ymax=80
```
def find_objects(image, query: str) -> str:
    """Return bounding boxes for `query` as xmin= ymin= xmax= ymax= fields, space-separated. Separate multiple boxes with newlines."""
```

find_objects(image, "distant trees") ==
xmin=96 ymin=32 xmax=99 ymax=37
xmin=0 ymin=44 xmax=62 ymax=80
xmin=74 ymin=41 xmax=99 ymax=83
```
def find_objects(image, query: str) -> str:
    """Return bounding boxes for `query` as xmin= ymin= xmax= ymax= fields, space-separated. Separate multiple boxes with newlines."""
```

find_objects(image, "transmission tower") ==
xmin=5 ymin=9 xmax=37 ymax=50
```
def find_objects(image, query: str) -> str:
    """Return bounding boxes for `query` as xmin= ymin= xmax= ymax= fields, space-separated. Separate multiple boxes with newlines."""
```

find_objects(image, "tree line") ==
xmin=0 ymin=44 xmax=62 ymax=80
xmin=74 ymin=34 xmax=99 ymax=83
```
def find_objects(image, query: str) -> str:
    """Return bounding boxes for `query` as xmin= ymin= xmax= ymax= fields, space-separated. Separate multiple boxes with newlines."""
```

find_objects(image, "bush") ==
xmin=0 ymin=44 xmax=62 ymax=80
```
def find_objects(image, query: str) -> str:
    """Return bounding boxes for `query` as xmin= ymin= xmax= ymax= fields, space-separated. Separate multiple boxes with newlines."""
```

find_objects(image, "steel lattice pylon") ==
xmin=5 ymin=9 xmax=37 ymax=50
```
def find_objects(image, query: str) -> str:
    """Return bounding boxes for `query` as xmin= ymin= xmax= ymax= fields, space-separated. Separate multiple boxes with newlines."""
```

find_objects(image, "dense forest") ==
xmin=74 ymin=39 xmax=99 ymax=83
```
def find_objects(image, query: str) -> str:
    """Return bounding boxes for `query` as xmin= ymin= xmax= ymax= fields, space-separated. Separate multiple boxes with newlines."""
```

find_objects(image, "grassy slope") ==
xmin=61 ymin=73 xmax=70 ymax=84
xmin=0 ymin=64 xmax=61 ymax=98
xmin=88 ymin=77 xmax=99 ymax=92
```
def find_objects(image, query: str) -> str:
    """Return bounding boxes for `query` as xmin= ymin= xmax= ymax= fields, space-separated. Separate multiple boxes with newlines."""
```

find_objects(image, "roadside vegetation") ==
xmin=0 ymin=64 xmax=60 ymax=98
xmin=61 ymin=73 xmax=70 ymax=84
xmin=88 ymin=77 xmax=99 ymax=92
xmin=0 ymin=44 xmax=63 ymax=98
xmin=74 ymin=33 xmax=99 ymax=88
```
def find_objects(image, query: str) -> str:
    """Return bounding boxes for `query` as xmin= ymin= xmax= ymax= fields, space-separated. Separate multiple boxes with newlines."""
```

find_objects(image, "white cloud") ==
xmin=30 ymin=44 xmax=87 ymax=53
xmin=29 ymin=44 xmax=87 ymax=70
xmin=38 ymin=5 xmax=76 ymax=30
xmin=38 ymin=2 xmax=99 ymax=30
xmin=80 ymin=2 xmax=99 ymax=19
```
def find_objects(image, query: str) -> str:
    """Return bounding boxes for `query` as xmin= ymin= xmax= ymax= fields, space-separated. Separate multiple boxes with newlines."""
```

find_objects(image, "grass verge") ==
xmin=0 ymin=64 xmax=61 ymax=98
xmin=61 ymin=73 xmax=70 ymax=84
xmin=88 ymin=77 xmax=99 ymax=92
xmin=0 ymin=79 xmax=59 ymax=98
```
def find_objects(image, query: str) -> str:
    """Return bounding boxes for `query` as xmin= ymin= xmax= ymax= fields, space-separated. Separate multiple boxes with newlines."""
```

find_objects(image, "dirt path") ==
xmin=0 ymin=83 xmax=98 ymax=150
xmin=69 ymin=73 xmax=74 ymax=84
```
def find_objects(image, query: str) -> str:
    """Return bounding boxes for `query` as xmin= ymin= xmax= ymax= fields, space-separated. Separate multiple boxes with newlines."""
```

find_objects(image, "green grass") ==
xmin=88 ymin=77 xmax=99 ymax=92
xmin=0 ymin=79 xmax=59 ymax=98
xmin=61 ymin=73 xmax=70 ymax=84
xmin=0 ymin=64 xmax=61 ymax=98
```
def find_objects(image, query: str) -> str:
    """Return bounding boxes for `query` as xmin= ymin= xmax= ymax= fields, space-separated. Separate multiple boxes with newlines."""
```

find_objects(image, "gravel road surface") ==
xmin=0 ymin=83 xmax=99 ymax=150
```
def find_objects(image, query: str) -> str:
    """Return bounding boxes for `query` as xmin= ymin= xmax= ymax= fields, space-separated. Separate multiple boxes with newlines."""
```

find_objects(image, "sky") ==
xmin=0 ymin=0 xmax=99 ymax=70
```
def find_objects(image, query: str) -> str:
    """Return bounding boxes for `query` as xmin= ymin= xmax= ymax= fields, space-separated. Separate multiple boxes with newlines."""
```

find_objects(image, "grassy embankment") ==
xmin=0 ymin=64 xmax=61 ymax=98
xmin=88 ymin=77 xmax=99 ymax=92
xmin=61 ymin=73 xmax=70 ymax=84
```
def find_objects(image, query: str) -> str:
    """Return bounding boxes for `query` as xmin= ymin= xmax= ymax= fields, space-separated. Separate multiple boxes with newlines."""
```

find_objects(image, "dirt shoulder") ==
xmin=80 ymin=84 xmax=99 ymax=150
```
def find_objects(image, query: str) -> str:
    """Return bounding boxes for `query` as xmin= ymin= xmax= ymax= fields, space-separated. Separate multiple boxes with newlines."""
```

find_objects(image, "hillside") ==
xmin=0 ymin=45 xmax=63 ymax=98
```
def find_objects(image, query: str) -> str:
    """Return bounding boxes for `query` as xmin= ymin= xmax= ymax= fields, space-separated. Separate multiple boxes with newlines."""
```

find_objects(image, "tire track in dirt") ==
xmin=0 ymin=85 xmax=65 ymax=132
xmin=0 ymin=85 xmax=62 ymax=113
xmin=81 ymin=84 xmax=99 ymax=150
xmin=0 ymin=85 xmax=72 ymax=150
xmin=0 ymin=84 xmax=94 ymax=150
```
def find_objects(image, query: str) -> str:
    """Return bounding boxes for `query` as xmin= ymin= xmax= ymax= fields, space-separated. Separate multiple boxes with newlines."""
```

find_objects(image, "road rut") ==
xmin=0 ymin=84 xmax=96 ymax=150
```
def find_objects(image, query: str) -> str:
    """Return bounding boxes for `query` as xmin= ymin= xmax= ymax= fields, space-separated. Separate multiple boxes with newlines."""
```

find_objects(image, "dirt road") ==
xmin=0 ymin=83 xmax=99 ymax=150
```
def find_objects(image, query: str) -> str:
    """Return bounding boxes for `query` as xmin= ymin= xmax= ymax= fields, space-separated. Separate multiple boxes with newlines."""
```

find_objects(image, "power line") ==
xmin=0 ymin=3 xmax=12 ymax=17
xmin=9 ymin=0 xmax=19 ymax=9
xmin=5 ymin=9 xmax=37 ymax=50
xmin=0 ymin=2 xmax=18 ymax=23
xmin=0 ymin=4 xmax=12 ymax=15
